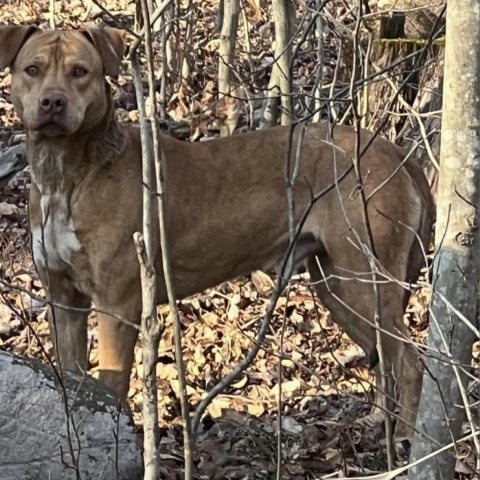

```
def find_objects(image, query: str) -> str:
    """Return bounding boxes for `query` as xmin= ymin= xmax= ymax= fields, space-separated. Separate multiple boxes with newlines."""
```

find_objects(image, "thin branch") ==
xmin=134 ymin=232 xmax=161 ymax=480
xmin=138 ymin=1 xmax=194 ymax=477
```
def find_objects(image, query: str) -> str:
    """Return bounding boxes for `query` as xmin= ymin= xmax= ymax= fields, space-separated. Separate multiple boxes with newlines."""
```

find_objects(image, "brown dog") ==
xmin=0 ymin=25 xmax=433 ymax=437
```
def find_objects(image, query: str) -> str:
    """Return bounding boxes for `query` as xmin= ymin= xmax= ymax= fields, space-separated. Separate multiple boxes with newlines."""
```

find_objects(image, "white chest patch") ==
xmin=30 ymin=149 xmax=82 ymax=271
xmin=31 ymin=194 xmax=82 ymax=270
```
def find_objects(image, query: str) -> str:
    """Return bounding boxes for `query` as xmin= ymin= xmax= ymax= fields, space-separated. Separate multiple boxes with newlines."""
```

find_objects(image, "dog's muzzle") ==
xmin=34 ymin=89 xmax=69 ymax=134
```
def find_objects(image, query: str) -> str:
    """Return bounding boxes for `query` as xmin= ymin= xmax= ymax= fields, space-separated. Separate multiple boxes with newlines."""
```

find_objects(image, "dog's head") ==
xmin=0 ymin=25 xmax=125 ymax=137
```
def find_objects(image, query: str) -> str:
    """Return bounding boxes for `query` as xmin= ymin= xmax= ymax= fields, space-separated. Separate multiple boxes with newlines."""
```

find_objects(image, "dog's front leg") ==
xmin=94 ymin=294 xmax=141 ymax=401
xmin=44 ymin=274 xmax=91 ymax=375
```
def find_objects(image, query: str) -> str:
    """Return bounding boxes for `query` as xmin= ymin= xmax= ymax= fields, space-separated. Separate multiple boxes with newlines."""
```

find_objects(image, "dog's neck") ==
xmin=26 ymin=116 xmax=126 ymax=193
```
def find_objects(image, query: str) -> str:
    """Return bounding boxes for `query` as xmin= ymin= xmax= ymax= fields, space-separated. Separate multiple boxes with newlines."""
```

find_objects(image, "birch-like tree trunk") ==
xmin=218 ymin=0 xmax=240 ymax=137
xmin=261 ymin=0 xmax=295 ymax=128
xmin=408 ymin=1 xmax=479 ymax=478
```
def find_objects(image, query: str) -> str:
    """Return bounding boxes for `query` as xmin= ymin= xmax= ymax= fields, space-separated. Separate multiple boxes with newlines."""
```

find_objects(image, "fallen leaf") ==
xmin=251 ymin=270 xmax=274 ymax=296
xmin=0 ymin=202 xmax=17 ymax=216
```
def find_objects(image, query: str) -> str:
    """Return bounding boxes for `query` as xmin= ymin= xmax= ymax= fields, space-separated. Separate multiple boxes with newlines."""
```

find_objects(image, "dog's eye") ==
xmin=73 ymin=67 xmax=88 ymax=77
xmin=25 ymin=65 xmax=38 ymax=76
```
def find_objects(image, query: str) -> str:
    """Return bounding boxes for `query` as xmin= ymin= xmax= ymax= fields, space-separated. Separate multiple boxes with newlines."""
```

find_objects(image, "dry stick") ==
xmin=138 ymin=1 xmax=194 ymax=478
xmin=49 ymin=0 xmax=55 ymax=29
xmin=285 ymin=0 xmax=328 ymax=119
xmin=275 ymin=285 xmax=291 ymax=480
xmin=276 ymin=124 xmax=308 ymax=480
xmin=380 ymin=74 xmax=439 ymax=171
xmin=274 ymin=118 xmax=306 ymax=479
xmin=349 ymin=2 xmax=394 ymax=468
xmin=90 ymin=0 xmax=171 ymax=39
xmin=360 ymin=32 xmax=372 ymax=129
xmin=240 ymin=0 xmax=254 ymax=74
xmin=238 ymin=0 xmax=256 ymax=129
xmin=335 ymin=429 xmax=480 ymax=480
xmin=178 ymin=0 xmax=193 ymax=81
xmin=191 ymin=132 xmax=306 ymax=439
xmin=130 ymin=61 xmax=154 ymax=261
xmin=189 ymin=138 xmax=347 ymax=437
xmin=130 ymin=3 xmax=175 ymax=477
xmin=192 ymin=272 xmax=289 ymax=435
xmin=1 ymin=289 xmax=84 ymax=479
xmin=312 ymin=1 xmax=325 ymax=123
xmin=158 ymin=3 xmax=172 ymax=120
xmin=158 ymin=10 xmax=167 ymax=120
xmin=303 ymin=8 xmax=329 ymax=123
xmin=134 ymin=232 xmax=161 ymax=480
xmin=129 ymin=13 xmax=161 ymax=480
xmin=37 ymin=209 xmax=83 ymax=478
xmin=218 ymin=0 xmax=240 ymax=137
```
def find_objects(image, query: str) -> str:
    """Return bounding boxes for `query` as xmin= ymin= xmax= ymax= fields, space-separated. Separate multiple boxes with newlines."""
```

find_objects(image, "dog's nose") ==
xmin=39 ymin=92 xmax=67 ymax=115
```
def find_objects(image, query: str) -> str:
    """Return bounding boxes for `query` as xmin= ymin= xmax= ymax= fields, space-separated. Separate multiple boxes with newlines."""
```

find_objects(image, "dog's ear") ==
xmin=80 ymin=26 xmax=126 ymax=77
xmin=0 ymin=25 xmax=40 ymax=69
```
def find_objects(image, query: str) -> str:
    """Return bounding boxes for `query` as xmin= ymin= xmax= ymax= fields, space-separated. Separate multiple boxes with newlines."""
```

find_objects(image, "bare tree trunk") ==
xmin=408 ymin=1 xmax=480 ymax=478
xmin=312 ymin=2 xmax=324 ymax=124
xmin=261 ymin=0 xmax=295 ymax=128
xmin=131 ymin=5 xmax=161 ymax=478
xmin=134 ymin=232 xmax=161 ymax=480
xmin=218 ymin=0 xmax=240 ymax=137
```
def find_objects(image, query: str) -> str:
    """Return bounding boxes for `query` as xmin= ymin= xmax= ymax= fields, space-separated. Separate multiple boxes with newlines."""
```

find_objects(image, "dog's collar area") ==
xmin=26 ymin=118 xmax=126 ymax=174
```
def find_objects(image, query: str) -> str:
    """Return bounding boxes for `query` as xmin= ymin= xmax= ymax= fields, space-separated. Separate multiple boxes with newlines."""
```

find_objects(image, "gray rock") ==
xmin=0 ymin=351 xmax=143 ymax=480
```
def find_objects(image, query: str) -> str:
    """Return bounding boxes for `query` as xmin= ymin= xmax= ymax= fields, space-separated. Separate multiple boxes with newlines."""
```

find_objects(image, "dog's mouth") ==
xmin=32 ymin=121 xmax=69 ymax=137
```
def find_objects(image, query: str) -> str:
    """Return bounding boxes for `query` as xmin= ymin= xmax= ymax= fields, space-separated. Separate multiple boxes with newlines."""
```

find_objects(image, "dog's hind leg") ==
xmin=306 ymin=245 xmax=422 ymax=438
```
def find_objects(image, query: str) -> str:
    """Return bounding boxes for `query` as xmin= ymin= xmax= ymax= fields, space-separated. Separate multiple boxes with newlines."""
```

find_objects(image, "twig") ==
xmin=138 ymin=1 xmax=194 ymax=477
xmin=192 ymin=115 xmax=306 ymax=441
xmin=349 ymin=4 xmax=393 ymax=463
xmin=218 ymin=0 xmax=240 ymax=137
xmin=334 ymin=429 xmax=480 ymax=480
xmin=0 ymin=277 xmax=139 ymax=329
xmin=275 ymin=285 xmax=291 ymax=480
xmin=312 ymin=1 xmax=325 ymax=123
xmin=49 ymin=0 xmax=56 ymax=29
xmin=134 ymin=232 xmax=161 ymax=480
xmin=130 ymin=4 xmax=162 ymax=478
xmin=192 ymin=269 xmax=289 ymax=435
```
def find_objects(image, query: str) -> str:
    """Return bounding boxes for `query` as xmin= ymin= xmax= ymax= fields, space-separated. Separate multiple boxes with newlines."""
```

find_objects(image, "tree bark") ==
xmin=261 ymin=0 xmax=295 ymax=128
xmin=218 ymin=0 xmax=240 ymax=137
xmin=0 ymin=352 xmax=142 ymax=480
xmin=408 ymin=1 xmax=480 ymax=478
